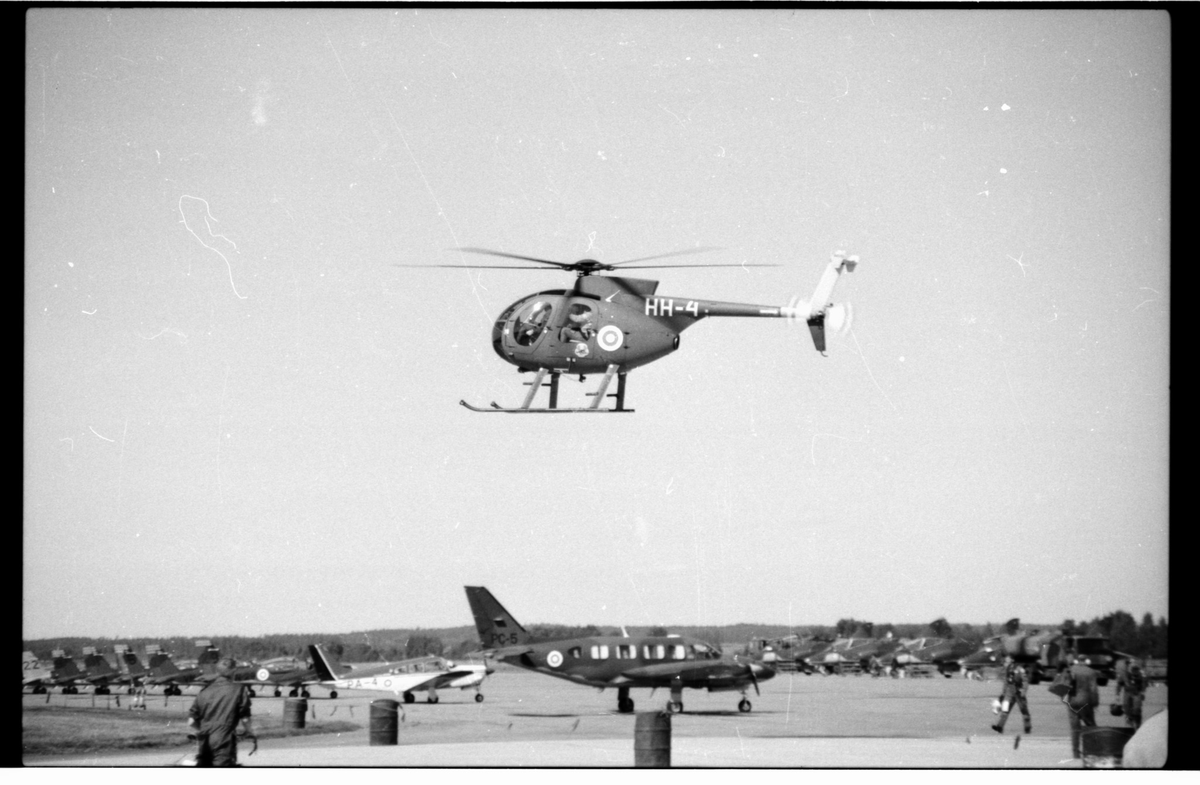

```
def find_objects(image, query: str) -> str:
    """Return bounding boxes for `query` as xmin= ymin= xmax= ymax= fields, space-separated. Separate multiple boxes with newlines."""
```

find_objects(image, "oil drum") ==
xmin=634 ymin=710 xmax=671 ymax=767
xmin=369 ymin=699 xmax=400 ymax=746
xmin=283 ymin=697 xmax=307 ymax=730
xmin=1081 ymin=726 xmax=1136 ymax=768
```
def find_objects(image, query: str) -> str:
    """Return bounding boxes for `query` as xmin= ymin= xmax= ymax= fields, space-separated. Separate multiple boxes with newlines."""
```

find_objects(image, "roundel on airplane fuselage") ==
xmin=546 ymin=650 xmax=564 ymax=668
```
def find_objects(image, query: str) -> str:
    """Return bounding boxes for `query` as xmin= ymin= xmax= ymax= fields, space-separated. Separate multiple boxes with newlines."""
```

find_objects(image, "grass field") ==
xmin=22 ymin=703 xmax=360 ymax=756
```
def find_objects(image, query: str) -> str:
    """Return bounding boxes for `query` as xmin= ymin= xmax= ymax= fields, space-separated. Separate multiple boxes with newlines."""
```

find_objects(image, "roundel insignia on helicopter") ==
xmin=597 ymin=324 xmax=624 ymax=351
xmin=256 ymin=668 xmax=270 ymax=682
xmin=547 ymin=650 xmax=564 ymax=668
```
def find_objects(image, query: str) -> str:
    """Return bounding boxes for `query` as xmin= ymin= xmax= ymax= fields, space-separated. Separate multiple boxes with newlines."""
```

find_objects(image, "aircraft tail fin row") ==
xmin=465 ymin=586 xmax=531 ymax=650
xmin=782 ymin=251 xmax=858 ymax=354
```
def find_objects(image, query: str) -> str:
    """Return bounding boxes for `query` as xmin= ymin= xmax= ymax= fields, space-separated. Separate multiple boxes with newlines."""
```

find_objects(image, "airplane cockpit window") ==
xmin=514 ymin=301 xmax=552 ymax=346
xmin=690 ymin=643 xmax=721 ymax=660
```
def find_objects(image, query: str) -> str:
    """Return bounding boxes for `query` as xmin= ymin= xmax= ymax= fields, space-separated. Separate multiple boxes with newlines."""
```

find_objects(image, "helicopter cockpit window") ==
xmin=690 ymin=643 xmax=721 ymax=660
xmin=514 ymin=301 xmax=552 ymax=346
xmin=558 ymin=302 xmax=596 ymax=343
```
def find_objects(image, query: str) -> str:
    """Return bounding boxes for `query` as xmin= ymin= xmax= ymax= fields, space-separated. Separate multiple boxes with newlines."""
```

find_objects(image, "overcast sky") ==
xmin=25 ymin=8 xmax=1168 ymax=640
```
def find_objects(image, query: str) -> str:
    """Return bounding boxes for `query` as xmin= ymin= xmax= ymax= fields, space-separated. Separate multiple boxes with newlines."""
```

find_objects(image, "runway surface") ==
xmin=23 ymin=667 xmax=1167 ymax=768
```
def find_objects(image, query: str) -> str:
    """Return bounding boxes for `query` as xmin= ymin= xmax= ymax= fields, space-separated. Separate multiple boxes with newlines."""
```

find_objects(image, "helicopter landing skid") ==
xmin=458 ymin=400 xmax=634 ymax=414
xmin=461 ymin=364 xmax=633 ymax=413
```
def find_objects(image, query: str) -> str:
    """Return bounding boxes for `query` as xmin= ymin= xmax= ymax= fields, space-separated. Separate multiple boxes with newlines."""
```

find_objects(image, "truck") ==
xmin=993 ymin=630 xmax=1116 ymax=685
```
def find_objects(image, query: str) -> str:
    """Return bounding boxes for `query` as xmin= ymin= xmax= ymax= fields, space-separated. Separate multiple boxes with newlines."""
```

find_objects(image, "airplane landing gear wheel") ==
xmin=618 ymin=697 xmax=634 ymax=713
xmin=247 ymin=689 xmax=256 ymax=698
xmin=301 ymin=689 xmax=310 ymax=698
xmin=329 ymin=690 xmax=338 ymax=699
xmin=288 ymin=688 xmax=299 ymax=698
xmin=738 ymin=698 xmax=752 ymax=713
xmin=403 ymin=692 xmax=415 ymax=704
xmin=474 ymin=693 xmax=484 ymax=703
xmin=426 ymin=694 xmax=439 ymax=704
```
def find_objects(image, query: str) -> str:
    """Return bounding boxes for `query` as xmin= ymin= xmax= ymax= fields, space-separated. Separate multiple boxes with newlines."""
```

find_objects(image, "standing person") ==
xmin=991 ymin=656 xmax=1032 ymax=734
xmin=1118 ymin=659 xmax=1148 ymax=730
xmin=131 ymin=682 xmax=147 ymax=710
xmin=1062 ymin=655 xmax=1100 ymax=760
xmin=187 ymin=657 xmax=253 ymax=767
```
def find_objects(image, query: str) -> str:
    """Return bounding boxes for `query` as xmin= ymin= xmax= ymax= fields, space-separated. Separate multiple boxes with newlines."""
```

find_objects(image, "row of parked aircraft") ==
xmin=25 ymin=593 xmax=1120 ymax=715
xmin=22 ymin=639 xmax=493 ymax=705
xmin=751 ymin=619 xmax=1119 ymax=684
xmin=23 ymin=586 xmax=775 ymax=715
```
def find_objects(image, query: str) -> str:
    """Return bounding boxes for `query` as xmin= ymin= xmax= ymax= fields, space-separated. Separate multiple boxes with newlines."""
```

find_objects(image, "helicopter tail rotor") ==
xmin=782 ymin=251 xmax=858 ymax=354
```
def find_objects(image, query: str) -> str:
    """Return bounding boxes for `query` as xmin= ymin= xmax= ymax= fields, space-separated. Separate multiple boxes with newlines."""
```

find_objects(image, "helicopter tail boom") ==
xmin=780 ymin=251 xmax=858 ymax=354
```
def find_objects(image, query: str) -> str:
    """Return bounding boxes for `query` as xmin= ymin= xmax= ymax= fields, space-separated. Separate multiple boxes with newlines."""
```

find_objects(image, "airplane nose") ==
xmin=752 ymin=662 xmax=776 ymax=681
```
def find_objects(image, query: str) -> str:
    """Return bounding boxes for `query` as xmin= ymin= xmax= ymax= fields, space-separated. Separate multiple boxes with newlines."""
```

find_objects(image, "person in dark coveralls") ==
xmin=991 ymin=655 xmax=1032 ymax=734
xmin=188 ymin=657 xmax=253 ymax=766
xmin=1117 ymin=658 xmax=1148 ymax=730
xmin=1062 ymin=655 xmax=1100 ymax=759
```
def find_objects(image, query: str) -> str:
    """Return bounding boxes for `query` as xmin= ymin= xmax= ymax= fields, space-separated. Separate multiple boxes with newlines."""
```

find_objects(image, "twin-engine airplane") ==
xmin=412 ymin=248 xmax=857 ymax=412
xmin=465 ymin=586 xmax=774 ymax=714
xmin=309 ymin=644 xmax=492 ymax=704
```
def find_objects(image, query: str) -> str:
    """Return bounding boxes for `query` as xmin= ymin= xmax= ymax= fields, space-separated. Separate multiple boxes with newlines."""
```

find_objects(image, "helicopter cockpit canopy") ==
xmin=690 ymin=642 xmax=723 ymax=660
xmin=514 ymin=300 xmax=553 ymax=346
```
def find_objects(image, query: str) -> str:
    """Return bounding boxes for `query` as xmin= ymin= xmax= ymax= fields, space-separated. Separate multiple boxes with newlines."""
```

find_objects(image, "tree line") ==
xmin=24 ymin=610 xmax=1166 ymax=664
xmin=823 ymin=610 xmax=1167 ymax=658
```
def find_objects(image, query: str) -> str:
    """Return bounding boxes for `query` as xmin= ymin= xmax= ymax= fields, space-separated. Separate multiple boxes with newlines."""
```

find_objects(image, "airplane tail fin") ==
xmin=465 ymin=586 xmax=531 ymax=649
xmin=782 ymin=251 xmax=858 ymax=354
xmin=308 ymin=644 xmax=342 ymax=682
xmin=115 ymin=645 xmax=141 ymax=674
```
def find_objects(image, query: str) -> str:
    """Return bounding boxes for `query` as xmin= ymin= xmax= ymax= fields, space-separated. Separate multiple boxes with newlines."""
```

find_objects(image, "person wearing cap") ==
xmin=187 ymin=657 xmax=253 ymax=766
xmin=991 ymin=655 xmax=1032 ymax=734
xmin=1062 ymin=655 xmax=1100 ymax=760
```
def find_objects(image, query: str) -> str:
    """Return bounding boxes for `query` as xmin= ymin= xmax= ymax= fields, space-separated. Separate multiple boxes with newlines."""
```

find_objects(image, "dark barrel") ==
xmin=634 ymin=711 xmax=671 ymax=767
xmin=1081 ymin=727 xmax=1136 ymax=768
xmin=283 ymin=697 xmax=307 ymax=730
xmin=370 ymin=699 xmax=400 ymax=746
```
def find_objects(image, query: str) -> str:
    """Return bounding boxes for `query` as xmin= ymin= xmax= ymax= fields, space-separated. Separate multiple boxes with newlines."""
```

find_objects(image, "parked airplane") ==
xmin=22 ymin=651 xmax=53 ymax=693
xmin=109 ymin=644 xmax=178 ymax=693
xmin=309 ymin=644 xmax=492 ymax=703
xmin=465 ymin=585 xmax=774 ymax=714
xmin=885 ymin=637 xmax=982 ymax=676
xmin=26 ymin=647 xmax=121 ymax=694
xmin=142 ymin=640 xmax=221 ymax=695
xmin=808 ymin=636 xmax=904 ymax=674
xmin=233 ymin=655 xmax=332 ymax=698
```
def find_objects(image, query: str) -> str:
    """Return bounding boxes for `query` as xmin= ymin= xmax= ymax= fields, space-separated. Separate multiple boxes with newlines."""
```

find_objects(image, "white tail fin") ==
xmin=783 ymin=251 xmax=858 ymax=353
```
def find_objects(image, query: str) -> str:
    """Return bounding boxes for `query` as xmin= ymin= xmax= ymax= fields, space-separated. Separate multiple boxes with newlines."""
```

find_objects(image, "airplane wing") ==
xmin=489 ymin=645 xmax=534 ymax=659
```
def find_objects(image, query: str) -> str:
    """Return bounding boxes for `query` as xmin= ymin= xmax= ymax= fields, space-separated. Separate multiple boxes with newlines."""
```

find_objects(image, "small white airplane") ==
xmin=308 ymin=644 xmax=492 ymax=704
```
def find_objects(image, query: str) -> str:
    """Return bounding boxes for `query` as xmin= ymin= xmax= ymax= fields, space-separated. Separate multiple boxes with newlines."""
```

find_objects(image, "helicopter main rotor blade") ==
xmin=393 ymin=264 xmax=559 ymax=270
xmin=610 ymin=247 xmax=723 ymax=266
xmin=611 ymin=263 xmax=780 ymax=270
xmin=455 ymin=248 xmax=572 ymax=269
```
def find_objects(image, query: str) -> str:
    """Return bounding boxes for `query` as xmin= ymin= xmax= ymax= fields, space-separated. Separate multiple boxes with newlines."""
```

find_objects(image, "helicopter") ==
xmin=403 ymin=247 xmax=858 ymax=413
